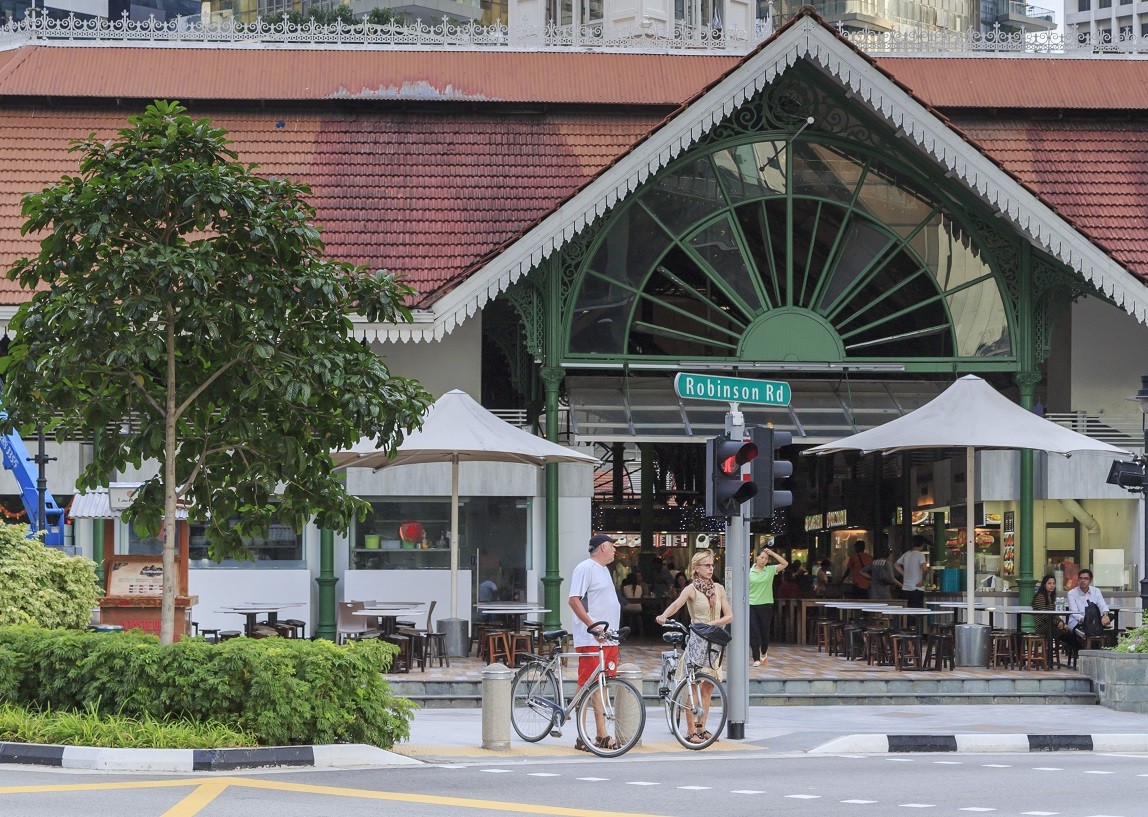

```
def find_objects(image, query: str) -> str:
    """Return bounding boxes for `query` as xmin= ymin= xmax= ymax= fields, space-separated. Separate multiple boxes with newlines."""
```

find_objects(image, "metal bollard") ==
xmin=615 ymin=663 xmax=643 ymax=749
xmin=481 ymin=662 xmax=514 ymax=750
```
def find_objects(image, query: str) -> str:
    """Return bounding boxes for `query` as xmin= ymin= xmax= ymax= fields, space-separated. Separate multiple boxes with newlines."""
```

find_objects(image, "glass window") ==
xmin=1077 ymin=0 xmax=1089 ymax=9
xmin=351 ymin=498 xmax=532 ymax=600
xmin=187 ymin=512 xmax=305 ymax=568
xmin=712 ymin=142 xmax=787 ymax=202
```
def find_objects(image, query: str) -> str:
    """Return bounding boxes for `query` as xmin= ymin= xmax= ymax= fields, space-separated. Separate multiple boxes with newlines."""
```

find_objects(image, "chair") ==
xmin=336 ymin=601 xmax=368 ymax=644
xmin=397 ymin=600 xmax=450 ymax=671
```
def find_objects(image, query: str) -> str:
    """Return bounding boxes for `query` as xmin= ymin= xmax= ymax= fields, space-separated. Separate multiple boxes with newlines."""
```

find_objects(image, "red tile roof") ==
xmin=0 ymin=106 xmax=663 ymax=305
xmin=0 ymin=45 xmax=738 ymax=105
xmin=2 ymin=46 xmax=1148 ymax=310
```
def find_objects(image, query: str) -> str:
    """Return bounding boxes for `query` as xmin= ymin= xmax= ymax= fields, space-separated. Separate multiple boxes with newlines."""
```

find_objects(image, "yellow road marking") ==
xmin=0 ymin=778 xmax=213 ymax=794
xmin=160 ymin=781 xmax=230 ymax=817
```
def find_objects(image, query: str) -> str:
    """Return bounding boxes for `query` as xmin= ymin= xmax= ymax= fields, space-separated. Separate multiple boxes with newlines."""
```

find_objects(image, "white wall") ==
xmin=187 ymin=568 xmax=313 ymax=634
xmin=374 ymin=312 xmax=482 ymax=399
xmin=1070 ymin=297 xmax=1148 ymax=415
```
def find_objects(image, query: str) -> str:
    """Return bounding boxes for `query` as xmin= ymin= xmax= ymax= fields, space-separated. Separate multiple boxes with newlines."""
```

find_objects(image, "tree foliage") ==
xmin=0 ymin=525 xmax=101 ymax=629
xmin=2 ymin=101 xmax=431 ymax=639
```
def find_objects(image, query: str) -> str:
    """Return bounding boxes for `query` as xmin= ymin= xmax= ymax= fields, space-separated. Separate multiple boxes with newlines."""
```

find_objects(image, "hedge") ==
xmin=0 ymin=627 xmax=414 ymax=747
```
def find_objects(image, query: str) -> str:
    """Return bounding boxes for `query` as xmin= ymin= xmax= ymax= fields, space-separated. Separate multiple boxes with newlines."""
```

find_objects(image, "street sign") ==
xmin=674 ymin=372 xmax=791 ymax=407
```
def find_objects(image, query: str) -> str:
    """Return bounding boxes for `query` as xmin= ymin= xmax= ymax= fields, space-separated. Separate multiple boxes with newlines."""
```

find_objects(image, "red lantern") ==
xmin=398 ymin=521 xmax=424 ymax=544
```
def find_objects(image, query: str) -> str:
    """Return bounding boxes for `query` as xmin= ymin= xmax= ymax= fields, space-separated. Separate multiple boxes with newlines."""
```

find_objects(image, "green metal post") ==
xmin=315 ymin=528 xmax=338 ymax=641
xmin=540 ymin=365 xmax=565 ymax=629
xmin=1016 ymin=242 xmax=1038 ymax=607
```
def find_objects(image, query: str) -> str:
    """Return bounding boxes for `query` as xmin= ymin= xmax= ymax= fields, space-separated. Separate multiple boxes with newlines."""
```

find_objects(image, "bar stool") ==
xmin=509 ymin=632 xmax=533 ymax=666
xmin=815 ymin=619 xmax=834 ymax=653
xmin=989 ymin=630 xmax=1017 ymax=669
xmin=219 ymin=630 xmax=242 ymax=642
xmin=891 ymin=631 xmax=923 ymax=670
xmin=923 ymin=626 xmax=954 ymax=671
xmin=486 ymin=631 xmax=512 ymax=665
xmin=383 ymin=633 xmax=412 ymax=674
xmin=1020 ymin=634 xmax=1048 ymax=670
xmin=842 ymin=625 xmax=865 ymax=660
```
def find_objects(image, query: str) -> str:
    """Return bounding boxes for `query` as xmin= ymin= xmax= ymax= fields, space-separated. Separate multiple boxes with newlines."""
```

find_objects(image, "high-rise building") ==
xmin=1064 ymin=0 xmax=1142 ymax=44
xmin=2 ymin=1 xmax=200 ymax=21
xmin=773 ymin=0 xmax=1055 ymax=34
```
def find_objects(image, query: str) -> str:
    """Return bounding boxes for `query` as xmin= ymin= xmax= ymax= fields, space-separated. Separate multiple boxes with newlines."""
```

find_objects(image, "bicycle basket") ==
xmin=690 ymin=623 xmax=731 ymax=647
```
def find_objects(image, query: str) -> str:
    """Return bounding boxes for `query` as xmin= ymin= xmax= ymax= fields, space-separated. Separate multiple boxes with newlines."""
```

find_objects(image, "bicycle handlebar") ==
xmin=589 ymin=621 xmax=630 ymax=642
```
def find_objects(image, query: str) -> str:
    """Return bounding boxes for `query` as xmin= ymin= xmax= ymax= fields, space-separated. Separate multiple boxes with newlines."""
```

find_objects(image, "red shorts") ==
xmin=576 ymin=644 xmax=618 ymax=687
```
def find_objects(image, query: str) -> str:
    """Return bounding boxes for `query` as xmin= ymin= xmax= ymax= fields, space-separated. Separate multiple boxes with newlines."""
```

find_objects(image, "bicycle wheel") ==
xmin=575 ymin=676 xmax=646 ymax=758
xmin=510 ymin=661 xmax=562 ymax=742
xmin=668 ymin=671 xmax=727 ymax=750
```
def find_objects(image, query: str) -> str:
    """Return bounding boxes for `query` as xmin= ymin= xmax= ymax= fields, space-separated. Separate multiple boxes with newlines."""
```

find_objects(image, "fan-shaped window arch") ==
xmin=566 ymin=137 xmax=1012 ymax=364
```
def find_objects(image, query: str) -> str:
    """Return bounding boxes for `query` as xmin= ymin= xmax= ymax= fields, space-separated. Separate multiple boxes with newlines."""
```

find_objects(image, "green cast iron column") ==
xmin=316 ymin=528 xmax=338 ymax=641
xmin=1016 ymin=241 xmax=1038 ymax=607
xmin=541 ymin=365 xmax=565 ymax=629
xmin=640 ymin=443 xmax=654 ymax=561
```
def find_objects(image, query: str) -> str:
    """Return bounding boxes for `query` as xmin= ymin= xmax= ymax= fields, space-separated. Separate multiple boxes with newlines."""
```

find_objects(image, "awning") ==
xmin=70 ymin=488 xmax=190 ymax=521
xmin=564 ymin=375 xmax=950 ymax=444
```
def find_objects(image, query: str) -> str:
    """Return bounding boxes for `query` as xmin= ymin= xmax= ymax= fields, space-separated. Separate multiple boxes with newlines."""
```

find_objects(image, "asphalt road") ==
xmin=1 ymin=750 xmax=1147 ymax=817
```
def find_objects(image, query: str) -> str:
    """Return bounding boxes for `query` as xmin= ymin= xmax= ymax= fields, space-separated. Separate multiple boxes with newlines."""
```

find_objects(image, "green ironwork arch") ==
xmin=563 ymin=133 xmax=1017 ymax=372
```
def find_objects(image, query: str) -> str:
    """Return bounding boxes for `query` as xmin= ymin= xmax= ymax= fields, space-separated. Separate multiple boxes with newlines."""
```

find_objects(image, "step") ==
xmin=386 ymin=676 xmax=1098 ymax=709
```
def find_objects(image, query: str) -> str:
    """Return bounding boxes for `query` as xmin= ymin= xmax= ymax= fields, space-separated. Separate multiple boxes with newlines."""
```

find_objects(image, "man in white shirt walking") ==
xmin=568 ymin=533 xmax=622 ymax=752
xmin=895 ymin=535 xmax=930 ymax=608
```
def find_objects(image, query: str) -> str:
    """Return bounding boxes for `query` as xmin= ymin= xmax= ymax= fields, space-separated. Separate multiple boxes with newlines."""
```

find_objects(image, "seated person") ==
xmin=1065 ymin=568 xmax=1112 ymax=643
xmin=477 ymin=579 xmax=501 ymax=622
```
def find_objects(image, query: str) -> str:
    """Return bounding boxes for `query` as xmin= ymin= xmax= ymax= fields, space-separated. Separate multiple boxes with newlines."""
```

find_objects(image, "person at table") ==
xmin=1032 ymin=573 xmax=1077 ymax=659
xmin=655 ymin=549 xmax=732 ymax=744
xmin=568 ymin=533 xmax=622 ymax=753
xmin=814 ymin=559 xmax=832 ymax=597
xmin=844 ymin=541 xmax=872 ymax=599
xmin=651 ymin=558 xmax=674 ymax=598
xmin=861 ymin=545 xmax=900 ymax=600
xmin=748 ymin=546 xmax=787 ymax=668
xmin=1066 ymin=568 xmax=1112 ymax=644
xmin=895 ymin=536 xmax=930 ymax=608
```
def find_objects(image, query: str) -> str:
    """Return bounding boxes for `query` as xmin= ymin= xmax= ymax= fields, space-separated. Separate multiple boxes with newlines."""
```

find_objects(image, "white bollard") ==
xmin=481 ymin=662 xmax=514 ymax=750
xmin=615 ymin=662 xmax=643 ymax=749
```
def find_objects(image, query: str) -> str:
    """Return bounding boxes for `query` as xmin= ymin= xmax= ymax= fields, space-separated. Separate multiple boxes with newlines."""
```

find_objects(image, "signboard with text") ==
xmin=673 ymin=372 xmax=791 ymax=406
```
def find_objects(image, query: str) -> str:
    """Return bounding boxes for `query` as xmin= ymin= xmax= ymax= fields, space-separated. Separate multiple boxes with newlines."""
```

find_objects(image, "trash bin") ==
xmin=437 ymin=617 xmax=470 ymax=658
xmin=954 ymin=623 xmax=989 ymax=667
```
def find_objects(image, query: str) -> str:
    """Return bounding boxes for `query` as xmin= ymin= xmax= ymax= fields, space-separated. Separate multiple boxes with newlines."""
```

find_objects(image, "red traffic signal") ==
xmin=706 ymin=434 xmax=759 ymax=518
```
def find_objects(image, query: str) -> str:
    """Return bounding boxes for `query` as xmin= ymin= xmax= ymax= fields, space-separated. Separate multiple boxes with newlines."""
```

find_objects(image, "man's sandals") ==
xmin=689 ymin=726 xmax=713 ymax=744
xmin=574 ymin=736 xmax=621 ymax=752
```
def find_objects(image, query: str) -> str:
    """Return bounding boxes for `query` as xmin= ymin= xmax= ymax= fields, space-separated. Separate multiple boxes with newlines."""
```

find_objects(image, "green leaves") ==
xmin=0 ymin=525 xmax=101 ymax=630
xmin=2 ymin=101 xmax=433 ymax=568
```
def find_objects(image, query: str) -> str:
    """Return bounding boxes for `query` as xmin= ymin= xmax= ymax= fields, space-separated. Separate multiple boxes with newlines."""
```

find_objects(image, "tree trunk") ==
xmin=161 ymin=313 xmax=177 ymax=645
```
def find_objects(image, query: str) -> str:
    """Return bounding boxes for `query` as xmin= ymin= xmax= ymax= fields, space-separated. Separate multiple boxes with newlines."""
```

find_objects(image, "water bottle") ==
xmin=1055 ymin=598 xmax=1065 ymax=612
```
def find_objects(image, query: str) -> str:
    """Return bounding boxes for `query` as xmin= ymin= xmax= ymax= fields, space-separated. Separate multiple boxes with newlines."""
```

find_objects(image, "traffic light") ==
xmin=749 ymin=426 xmax=793 ymax=520
xmin=705 ymin=433 xmax=758 ymax=517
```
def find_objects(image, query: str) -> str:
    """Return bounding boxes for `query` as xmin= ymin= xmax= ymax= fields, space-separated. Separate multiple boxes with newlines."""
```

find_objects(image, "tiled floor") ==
xmin=387 ymin=637 xmax=1082 ymax=682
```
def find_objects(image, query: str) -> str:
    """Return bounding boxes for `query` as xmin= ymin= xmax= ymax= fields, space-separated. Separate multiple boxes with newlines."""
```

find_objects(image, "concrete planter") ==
xmin=1078 ymin=650 xmax=1148 ymax=713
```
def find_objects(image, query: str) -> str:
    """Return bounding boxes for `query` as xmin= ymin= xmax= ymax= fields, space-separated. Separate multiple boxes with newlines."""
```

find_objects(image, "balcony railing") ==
xmin=1045 ymin=412 xmax=1145 ymax=452
xmin=998 ymin=0 xmax=1056 ymax=23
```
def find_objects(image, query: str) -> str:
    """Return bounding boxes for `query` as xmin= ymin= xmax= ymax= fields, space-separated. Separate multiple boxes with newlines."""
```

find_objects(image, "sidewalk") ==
xmin=392 ymin=703 xmax=1148 ymax=763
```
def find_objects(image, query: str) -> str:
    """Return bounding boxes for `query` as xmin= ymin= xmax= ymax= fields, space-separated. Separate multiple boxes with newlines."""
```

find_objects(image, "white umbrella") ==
xmin=805 ymin=375 xmax=1130 ymax=623
xmin=334 ymin=389 xmax=598 ymax=617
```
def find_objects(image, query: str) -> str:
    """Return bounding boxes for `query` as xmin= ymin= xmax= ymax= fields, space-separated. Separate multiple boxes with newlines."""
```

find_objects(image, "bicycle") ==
xmin=657 ymin=619 xmax=728 ymax=750
xmin=509 ymin=621 xmax=645 ymax=758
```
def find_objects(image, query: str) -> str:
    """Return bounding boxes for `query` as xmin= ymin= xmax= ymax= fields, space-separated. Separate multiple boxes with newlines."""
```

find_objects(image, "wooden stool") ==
xmin=923 ymin=628 xmax=954 ymax=671
xmin=815 ymin=620 xmax=833 ymax=653
xmin=411 ymin=630 xmax=451 ymax=671
xmin=843 ymin=625 xmax=865 ymax=660
xmin=989 ymin=630 xmax=1017 ymax=669
xmin=863 ymin=627 xmax=891 ymax=666
xmin=383 ymin=633 xmax=412 ymax=674
xmin=486 ymin=631 xmax=512 ymax=665
xmin=199 ymin=627 xmax=221 ymax=643
xmin=522 ymin=621 xmax=546 ymax=654
xmin=509 ymin=632 xmax=534 ymax=666
xmin=219 ymin=630 xmax=242 ymax=642
xmin=891 ymin=631 xmax=923 ymax=670
xmin=1021 ymin=634 xmax=1048 ymax=670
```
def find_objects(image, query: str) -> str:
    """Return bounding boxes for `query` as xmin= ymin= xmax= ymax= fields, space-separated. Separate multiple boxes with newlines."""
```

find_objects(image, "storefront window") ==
xmin=122 ymin=511 xmax=306 ymax=568
xmin=351 ymin=497 xmax=532 ymax=599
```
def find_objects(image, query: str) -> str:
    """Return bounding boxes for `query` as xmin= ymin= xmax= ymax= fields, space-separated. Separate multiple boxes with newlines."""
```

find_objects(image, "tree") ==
xmin=2 ymin=101 xmax=432 ymax=644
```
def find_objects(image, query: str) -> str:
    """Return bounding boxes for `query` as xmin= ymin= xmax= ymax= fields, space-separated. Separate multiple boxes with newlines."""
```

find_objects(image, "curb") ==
xmin=0 ymin=742 xmax=422 ymax=772
xmin=809 ymin=733 xmax=1148 ymax=754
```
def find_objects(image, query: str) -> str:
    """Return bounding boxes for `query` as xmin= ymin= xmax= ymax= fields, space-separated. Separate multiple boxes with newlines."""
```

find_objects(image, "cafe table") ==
xmin=217 ymin=602 xmax=305 ymax=637
xmin=353 ymin=606 xmax=426 ymax=636
xmin=476 ymin=603 xmax=550 ymax=633
xmin=993 ymin=605 xmax=1120 ymax=668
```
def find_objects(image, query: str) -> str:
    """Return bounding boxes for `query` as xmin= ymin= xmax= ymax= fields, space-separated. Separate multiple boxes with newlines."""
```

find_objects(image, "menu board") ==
xmin=1001 ymin=511 xmax=1016 ymax=577
xmin=107 ymin=557 xmax=165 ymax=596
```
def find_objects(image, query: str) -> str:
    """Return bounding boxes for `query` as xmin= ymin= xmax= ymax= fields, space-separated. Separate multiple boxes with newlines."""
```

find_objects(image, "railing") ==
xmin=489 ymin=408 xmax=530 ymax=428
xmin=1045 ymin=412 xmax=1145 ymax=451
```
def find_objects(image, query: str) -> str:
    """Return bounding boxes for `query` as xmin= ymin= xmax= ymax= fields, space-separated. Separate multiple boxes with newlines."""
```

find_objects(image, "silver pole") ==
xmin=725 ymin=406 xmax=749 ymax=739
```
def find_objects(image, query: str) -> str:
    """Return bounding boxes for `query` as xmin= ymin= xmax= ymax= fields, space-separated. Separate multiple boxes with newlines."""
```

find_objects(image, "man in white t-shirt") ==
xmin=894 ymin=536 xmax=930 ymax=608
xmin=568 ymin=533 xmax=621 ymax=751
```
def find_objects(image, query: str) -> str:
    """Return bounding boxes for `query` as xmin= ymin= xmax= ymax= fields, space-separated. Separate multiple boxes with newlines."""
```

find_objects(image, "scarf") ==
xmin=692 ymin=577 xmax=717 ymax=615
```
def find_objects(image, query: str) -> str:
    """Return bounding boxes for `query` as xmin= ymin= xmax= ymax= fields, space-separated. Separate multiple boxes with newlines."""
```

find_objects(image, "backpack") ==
xmin=1082 ymin=601 xmax=1105 ymax=638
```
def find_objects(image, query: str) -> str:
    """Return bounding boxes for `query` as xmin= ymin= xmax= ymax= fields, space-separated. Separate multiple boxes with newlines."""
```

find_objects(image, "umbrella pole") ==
xmin=451 ymin=455 xmax=460 ymax=619
xmin=966 ymin=446 xmax=976 ymax=624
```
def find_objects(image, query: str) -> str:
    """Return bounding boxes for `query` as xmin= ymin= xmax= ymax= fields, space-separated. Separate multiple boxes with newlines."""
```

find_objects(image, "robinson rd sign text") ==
xmin=673 ymin=372 xmax=791 ymax=407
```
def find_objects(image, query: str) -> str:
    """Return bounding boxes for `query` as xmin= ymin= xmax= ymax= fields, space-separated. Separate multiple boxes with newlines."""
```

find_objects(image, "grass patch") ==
xmin=0 ymin=702 xmax=257 ymax=749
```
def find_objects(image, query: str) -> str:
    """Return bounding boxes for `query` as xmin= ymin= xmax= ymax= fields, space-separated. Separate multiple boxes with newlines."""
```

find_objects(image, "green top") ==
xmin=749 ymin=563 xmax=778 ymax=606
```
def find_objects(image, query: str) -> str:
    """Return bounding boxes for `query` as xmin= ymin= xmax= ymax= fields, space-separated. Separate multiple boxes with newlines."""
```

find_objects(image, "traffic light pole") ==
xmin=724 ymin=407 xmax=750 ymax=740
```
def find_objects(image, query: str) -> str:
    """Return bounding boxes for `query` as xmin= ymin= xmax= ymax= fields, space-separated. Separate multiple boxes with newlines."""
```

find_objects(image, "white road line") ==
xmin=785 ymin=794 xmax=821 ymax=799
xmin=899 ymin=805 xmax=936 ymax=809
xmin=934 ymin=761 xmax=963 ymax=765
xmin=731 ymin=790 xmax=766 ymax=794
xmin=958 ymin=809 xmax=996 ymax=812
xmin=576 ymin=777 xmax=609 ymax=781
xmin=625 ymin=781 xmax=659 ymax=786
xmin=841 ymin=800 xmax=879 ymax=804
xmin=887 ymin=757 xmax=916 ymax=762
xmin=527 ymin=773 xmax=561 ymax=777
xmin=1084 ymin=771 xmax=1115 ymax=775
xmin=479 ymin=769 xmax=512 ymax=773
xmin=677 ymin=786 xmax=711 ymax=790
xmin=1032 ymin=768 xmax=1062 ymax=772
xmin=981 ymin=764 xmax=1011 ymax=768
xmin=1020 ymin=812 xmax=1059 ymax=815
xmin=1081 ymin=814 xmax=1126 ymax=817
